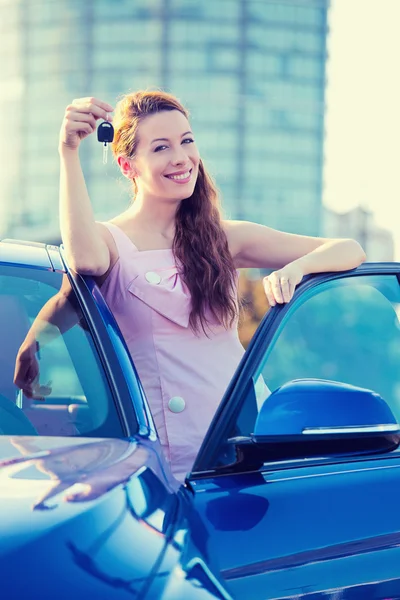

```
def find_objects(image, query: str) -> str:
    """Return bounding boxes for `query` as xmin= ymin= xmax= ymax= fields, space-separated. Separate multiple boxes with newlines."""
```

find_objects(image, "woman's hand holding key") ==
xmin=59 ymin=97 xmax=114 ymax=152
xmin=58 ymin=97 xmax=114 ymax=274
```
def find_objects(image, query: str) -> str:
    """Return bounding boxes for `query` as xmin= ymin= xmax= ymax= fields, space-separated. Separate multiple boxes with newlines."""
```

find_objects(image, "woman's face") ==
xmin=130 ymin=110 xmax=200 ymax=202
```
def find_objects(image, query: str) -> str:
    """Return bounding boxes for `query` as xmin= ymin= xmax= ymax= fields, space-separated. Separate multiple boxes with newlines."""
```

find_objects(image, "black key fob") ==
xmin=97 ymin=121 xmax=114 ymax=143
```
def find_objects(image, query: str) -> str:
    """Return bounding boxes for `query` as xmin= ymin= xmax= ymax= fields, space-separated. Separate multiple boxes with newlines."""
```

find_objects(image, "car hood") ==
xmin=0 ymin=435 xmax=180 ymax=598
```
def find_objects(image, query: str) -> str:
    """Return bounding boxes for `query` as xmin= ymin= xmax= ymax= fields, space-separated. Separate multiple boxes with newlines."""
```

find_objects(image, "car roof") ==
xmin=0 ymin=239 xmax=65 ymax=272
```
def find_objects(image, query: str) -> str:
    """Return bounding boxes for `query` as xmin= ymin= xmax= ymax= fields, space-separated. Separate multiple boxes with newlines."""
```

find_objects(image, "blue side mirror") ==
xmin=227 ymin=379 xmax=400 ymax=473
xmin=253 ymin=379 xmax=399 ymax=442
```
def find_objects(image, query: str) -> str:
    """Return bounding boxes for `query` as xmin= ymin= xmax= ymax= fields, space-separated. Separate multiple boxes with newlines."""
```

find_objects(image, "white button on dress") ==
xmin=145 ymin=271 xmax=162 ymax=284
xmin=168 ymin=396 xmax=186 ymax=413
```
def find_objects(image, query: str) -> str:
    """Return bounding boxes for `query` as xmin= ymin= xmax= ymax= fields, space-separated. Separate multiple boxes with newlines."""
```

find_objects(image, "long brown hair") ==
xmin=112 ymin=90 xmax=238 ymax=333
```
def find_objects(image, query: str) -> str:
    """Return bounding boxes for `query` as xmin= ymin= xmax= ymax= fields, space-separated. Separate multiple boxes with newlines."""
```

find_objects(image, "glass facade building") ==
xmin=0 ymin=0 xmax=329 ymax=242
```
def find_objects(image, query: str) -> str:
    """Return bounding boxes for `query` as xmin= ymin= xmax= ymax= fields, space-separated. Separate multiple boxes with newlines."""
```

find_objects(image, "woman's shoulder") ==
xmin=96 ymin=221 xmax=120 ymax=257
xmin=221 ymin=219 xmax=249 ymax=259
xmin=94 ymin=218 xmax=131 ymax=286
xmin=96 ymin=214 xmax=137 ymax=249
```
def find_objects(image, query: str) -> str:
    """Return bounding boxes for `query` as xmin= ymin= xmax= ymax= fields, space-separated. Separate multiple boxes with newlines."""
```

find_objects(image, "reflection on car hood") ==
xmin=0 ymin=435 xmax=170 ymax=511
xmin=0 ymin=436 xmax=181 ymax=598
xmin=0 ymin=437 xmax=238 ymax=599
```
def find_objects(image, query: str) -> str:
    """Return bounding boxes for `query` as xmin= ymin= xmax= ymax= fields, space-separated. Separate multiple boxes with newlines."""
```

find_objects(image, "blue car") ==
xmin=1 ymin=239 xmax=400 ymax=599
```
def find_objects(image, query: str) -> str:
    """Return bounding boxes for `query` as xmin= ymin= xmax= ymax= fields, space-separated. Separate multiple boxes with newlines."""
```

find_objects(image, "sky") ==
xmin=323 ymin=0 xmax=400 ymax=258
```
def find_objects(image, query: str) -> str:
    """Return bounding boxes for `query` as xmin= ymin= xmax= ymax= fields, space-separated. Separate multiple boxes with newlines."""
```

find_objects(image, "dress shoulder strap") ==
xmin=100 ymin=221 xmax=139 ymax=258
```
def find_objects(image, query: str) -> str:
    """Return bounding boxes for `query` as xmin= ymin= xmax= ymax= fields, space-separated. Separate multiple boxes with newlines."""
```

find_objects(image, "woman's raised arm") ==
xmin=59 ymin=97 xmax=114 ymax=275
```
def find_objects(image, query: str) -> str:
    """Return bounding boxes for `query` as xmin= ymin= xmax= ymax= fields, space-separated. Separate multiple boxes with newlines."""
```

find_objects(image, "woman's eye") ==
xmin=154 ymin=139 xmax=194 ymax=152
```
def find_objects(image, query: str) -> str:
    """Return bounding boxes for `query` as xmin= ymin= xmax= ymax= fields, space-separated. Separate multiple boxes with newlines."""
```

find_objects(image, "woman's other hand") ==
xmin=59 ymin=97 xmax=114 ymax=152
xmin=263 ymin=263 xmax=304 ymax=307
xmin=13 ymin=340 xmax=52 ymax=400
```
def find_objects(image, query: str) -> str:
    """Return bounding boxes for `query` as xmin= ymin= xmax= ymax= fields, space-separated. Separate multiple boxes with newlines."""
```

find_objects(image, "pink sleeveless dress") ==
xmin=100 ymin=222 xmax=245 ymax=481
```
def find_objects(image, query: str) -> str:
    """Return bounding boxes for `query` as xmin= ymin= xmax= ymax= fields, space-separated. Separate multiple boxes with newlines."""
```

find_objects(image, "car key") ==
xmin=97 ymin=117 xmax=114 ymax=164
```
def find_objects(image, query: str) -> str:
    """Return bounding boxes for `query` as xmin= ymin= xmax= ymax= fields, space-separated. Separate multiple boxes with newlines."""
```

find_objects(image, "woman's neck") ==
xmin=125 ymin=194 xmax=178 ymax=237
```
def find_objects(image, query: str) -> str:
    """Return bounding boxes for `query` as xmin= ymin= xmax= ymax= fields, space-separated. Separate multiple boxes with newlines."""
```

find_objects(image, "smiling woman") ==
xmin=109 ymin=93 xmax=238 ymax=333
xmin=18 ymin=89 xmax=366 ymax=482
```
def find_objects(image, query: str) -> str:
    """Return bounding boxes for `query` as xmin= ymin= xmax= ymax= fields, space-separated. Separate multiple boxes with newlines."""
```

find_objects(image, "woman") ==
xmin=32 ymin=91 xmax=367 ymax=480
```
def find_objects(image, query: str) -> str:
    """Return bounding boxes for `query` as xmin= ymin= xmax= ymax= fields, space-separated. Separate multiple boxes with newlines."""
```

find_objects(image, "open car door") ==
xmin=188 ymin=263 xmax=400 ymax=600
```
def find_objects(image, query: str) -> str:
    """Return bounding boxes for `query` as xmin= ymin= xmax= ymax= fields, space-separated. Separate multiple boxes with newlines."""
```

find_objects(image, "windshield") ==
xmin=0 ymin=265 xmax=124 ymax=438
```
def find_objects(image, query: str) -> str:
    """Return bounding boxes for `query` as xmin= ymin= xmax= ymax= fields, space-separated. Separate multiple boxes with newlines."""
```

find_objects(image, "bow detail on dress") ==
xmin=128 ymin=265 xmax=191 ymax=328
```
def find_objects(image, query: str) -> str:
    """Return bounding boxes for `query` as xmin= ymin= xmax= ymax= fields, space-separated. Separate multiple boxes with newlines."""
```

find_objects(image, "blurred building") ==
xmin=0 ymin=0 xmax=329 ymax=243
xmin=324 ymin=206 xmax=395 ymax=261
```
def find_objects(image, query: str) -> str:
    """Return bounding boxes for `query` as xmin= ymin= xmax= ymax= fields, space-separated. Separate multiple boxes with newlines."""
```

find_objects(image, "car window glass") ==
xmin=30 ymin=329 xmax=85 ymax=398
xmin=258 ymin=276 xmax=400 ymax=423
xmin=0 ymin=266 xmax=123 ymax=438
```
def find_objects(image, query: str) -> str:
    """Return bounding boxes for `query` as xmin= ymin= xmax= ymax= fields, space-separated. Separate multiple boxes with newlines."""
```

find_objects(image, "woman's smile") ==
xmin=164 ymin=168 xmax=193 ymax=184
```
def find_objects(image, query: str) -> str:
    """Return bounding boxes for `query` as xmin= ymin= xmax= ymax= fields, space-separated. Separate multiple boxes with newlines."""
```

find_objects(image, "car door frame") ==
xmin=190 ymin=261 xmax=400 ymax=479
